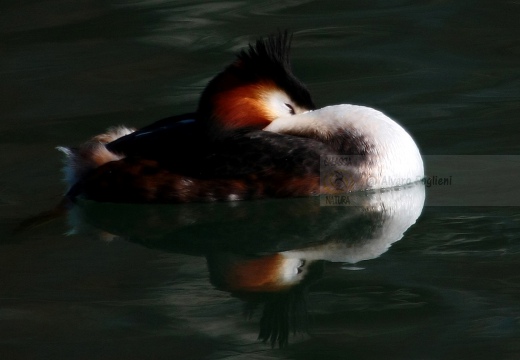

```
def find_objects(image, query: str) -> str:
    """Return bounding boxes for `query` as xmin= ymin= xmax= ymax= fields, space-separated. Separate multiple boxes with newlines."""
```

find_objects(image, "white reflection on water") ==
xmin=64 ymin=183 xmax=425 ymax=347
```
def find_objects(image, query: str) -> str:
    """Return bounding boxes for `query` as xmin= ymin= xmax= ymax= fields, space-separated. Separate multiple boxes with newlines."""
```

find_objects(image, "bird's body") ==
xmin=59 ymin=32 xmax=423 ymax=204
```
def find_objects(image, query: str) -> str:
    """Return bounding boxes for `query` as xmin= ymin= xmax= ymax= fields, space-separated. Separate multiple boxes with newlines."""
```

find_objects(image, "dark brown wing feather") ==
xmin=69 ymin=130 xmax=334 ymax=203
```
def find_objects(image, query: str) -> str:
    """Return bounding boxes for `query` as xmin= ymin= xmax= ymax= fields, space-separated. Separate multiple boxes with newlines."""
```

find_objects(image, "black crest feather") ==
xmin=198 ymin=31 xmax=315 ymax=124
xmin=236 ymin=31 xmax=293 ymax=72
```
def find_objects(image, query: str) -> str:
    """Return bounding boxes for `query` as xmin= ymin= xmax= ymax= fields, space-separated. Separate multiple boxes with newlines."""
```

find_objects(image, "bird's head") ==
xmin=198 ymin=32 xmax=315 ymax=134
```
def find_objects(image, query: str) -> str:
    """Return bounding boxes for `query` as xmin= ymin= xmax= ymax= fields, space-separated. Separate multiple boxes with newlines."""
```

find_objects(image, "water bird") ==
xmin=59 ymin=32 xmax=423 ymax=203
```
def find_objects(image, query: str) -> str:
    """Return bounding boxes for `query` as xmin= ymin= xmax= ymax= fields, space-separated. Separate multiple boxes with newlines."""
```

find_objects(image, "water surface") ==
xmin=1 ymin=0 xmax=520 ymax=359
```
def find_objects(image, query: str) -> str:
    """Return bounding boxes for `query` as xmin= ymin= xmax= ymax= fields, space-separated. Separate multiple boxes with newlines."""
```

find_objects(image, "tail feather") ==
xmin=14 ymin=126 xmax=136 ymax=235
xmin=57 ymin=126 xmax=135 ymax=188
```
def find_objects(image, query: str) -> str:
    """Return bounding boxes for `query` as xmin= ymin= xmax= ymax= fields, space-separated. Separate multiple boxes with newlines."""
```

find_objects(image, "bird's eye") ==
xmin=285 ymin=103 xmax=296 ymax=115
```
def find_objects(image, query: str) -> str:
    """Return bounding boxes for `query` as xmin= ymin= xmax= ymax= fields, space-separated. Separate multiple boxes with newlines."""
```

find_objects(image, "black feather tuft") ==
xmin=198 ymin=31 xmax=315 ymax=129
xmin=236 ymin=30 xmax=293 ymax=72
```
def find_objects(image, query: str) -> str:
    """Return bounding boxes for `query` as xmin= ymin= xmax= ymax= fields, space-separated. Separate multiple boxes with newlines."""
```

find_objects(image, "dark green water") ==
xmin=1 ymin=0 xmax=520 ymax=359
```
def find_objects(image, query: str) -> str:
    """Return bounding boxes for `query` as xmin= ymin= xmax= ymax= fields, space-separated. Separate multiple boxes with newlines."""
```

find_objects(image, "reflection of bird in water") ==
xmin=207 ymin=252 xmax=324 ymax=347
xmin=33 ymin=183 xmax=424 ymax=347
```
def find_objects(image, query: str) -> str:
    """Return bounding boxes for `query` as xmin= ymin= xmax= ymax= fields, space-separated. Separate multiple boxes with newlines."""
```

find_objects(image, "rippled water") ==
xmin=2 ymin=0 xmax=520 ymax=359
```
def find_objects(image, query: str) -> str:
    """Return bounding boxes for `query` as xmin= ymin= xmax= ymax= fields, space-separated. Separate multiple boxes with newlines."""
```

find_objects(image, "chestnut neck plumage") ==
xmin=197 ymin=32 xmax=315 ymax=137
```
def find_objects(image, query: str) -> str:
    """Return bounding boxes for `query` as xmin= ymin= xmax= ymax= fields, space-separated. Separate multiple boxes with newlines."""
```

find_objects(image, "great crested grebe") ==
xmin=59 ymin=32 xmax=423 ymax=203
